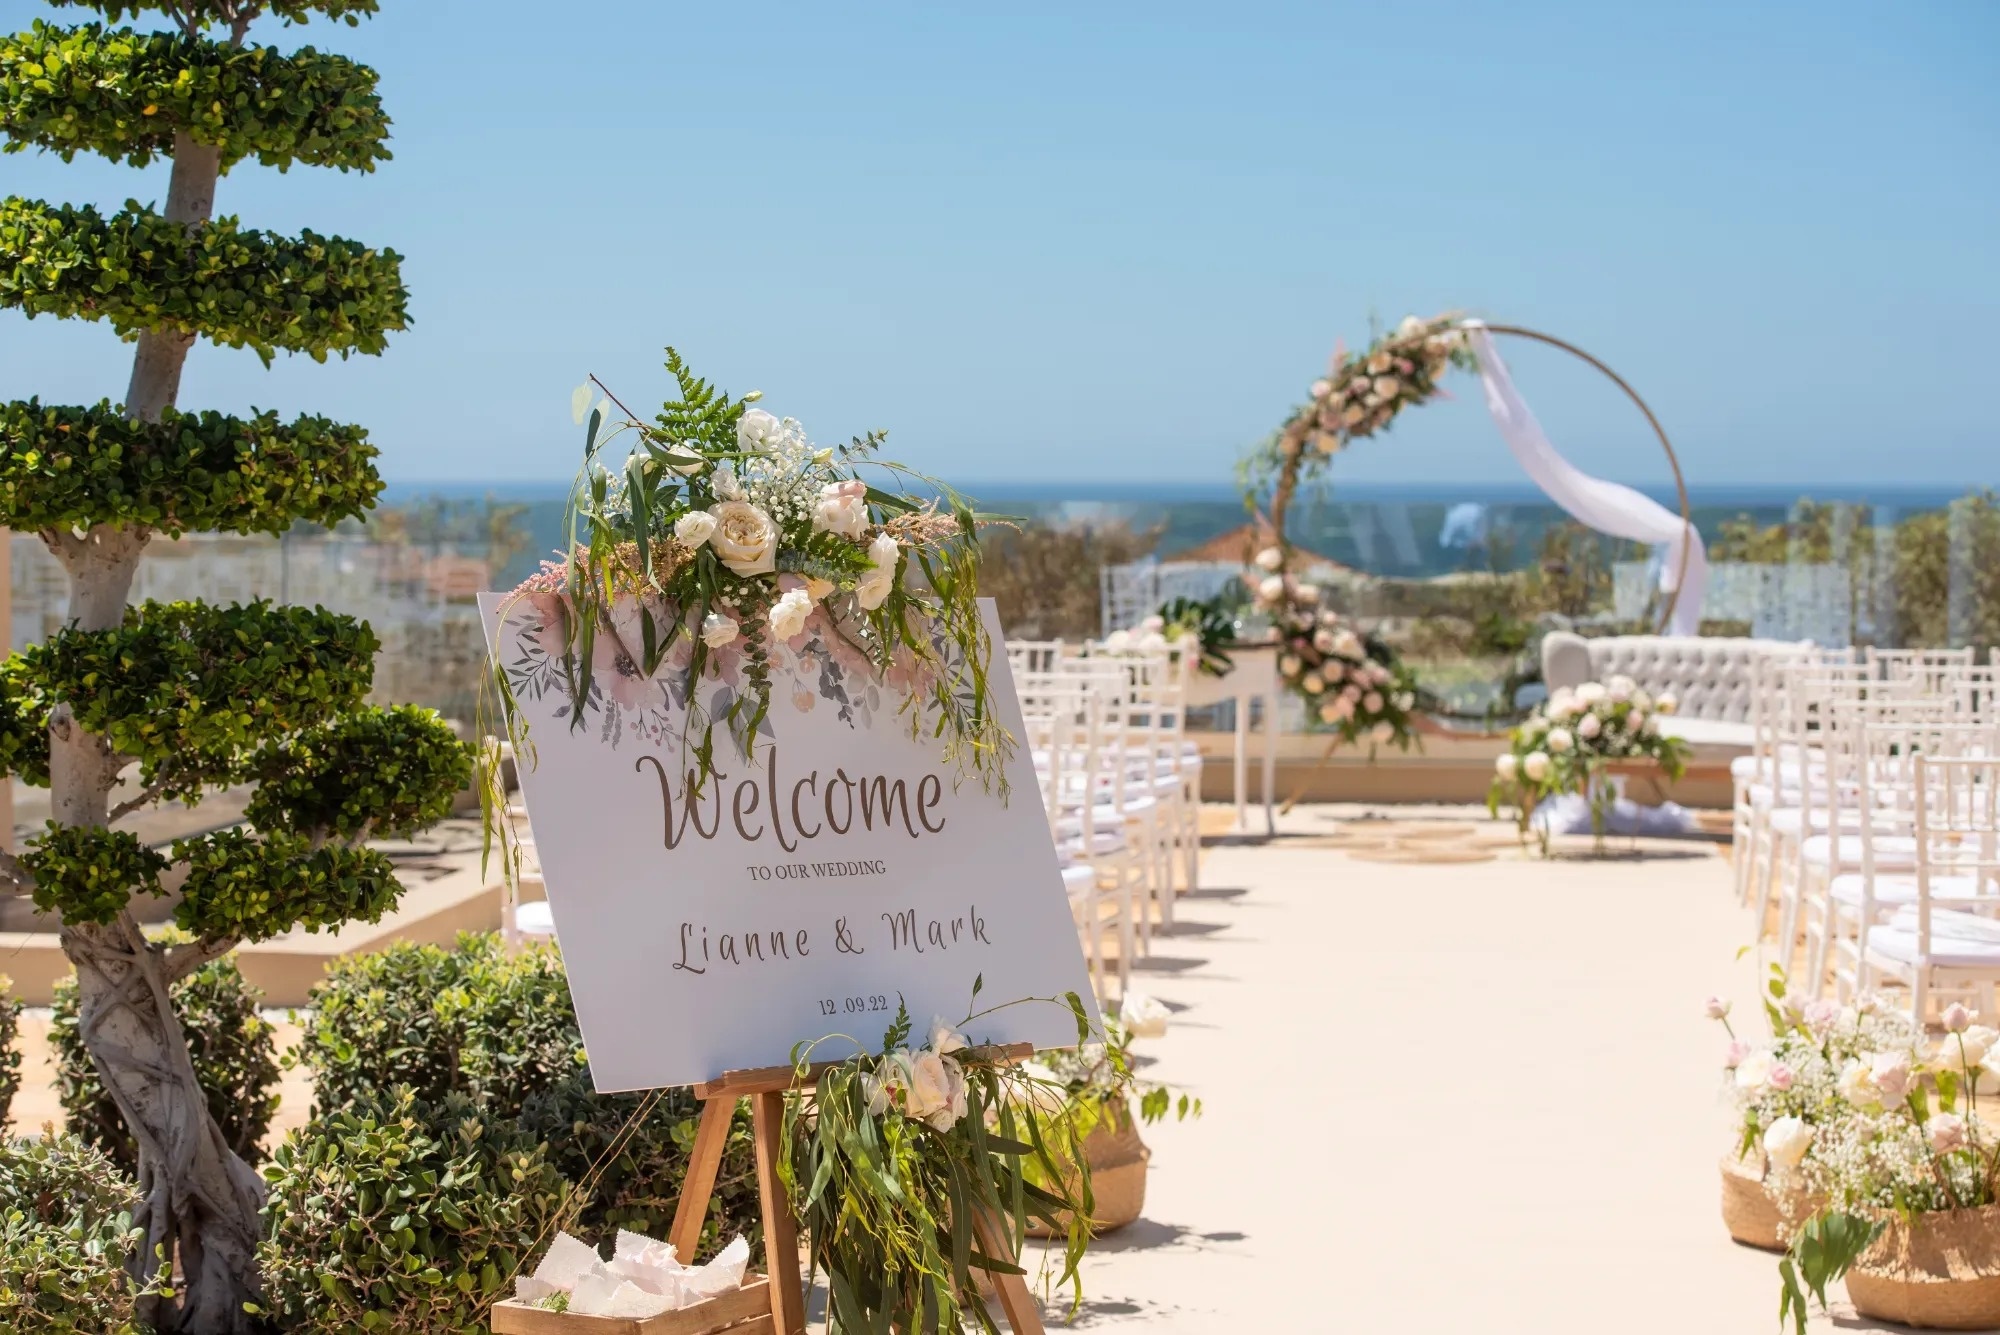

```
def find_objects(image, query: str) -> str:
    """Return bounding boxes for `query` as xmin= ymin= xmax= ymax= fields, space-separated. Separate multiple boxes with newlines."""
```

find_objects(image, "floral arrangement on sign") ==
xmin=779 ymin=989 xmax=1096 ymax=1332
xmin=1023 ymin=995 xmax=1201 ymax=1137
xmin=1247 ymin=548 xmax=1420 ymax=748
xmin=1708 ymin=976 xmax=2000 ymax=1333
xmin=489 ymin=348 xmax=1010 ymax=800
xmin=1487 ymin=676 xmax=1689 ymax=853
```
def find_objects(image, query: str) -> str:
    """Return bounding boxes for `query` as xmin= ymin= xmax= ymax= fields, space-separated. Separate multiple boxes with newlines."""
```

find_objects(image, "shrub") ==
xmin=0 ymin=976 xmax=20 ymax=1129
xmin=257 ymin=1092 xmax=567 ymax=1335
xmin=300 ymin=934 xmax=764 ymax=1256
xmin=296 ymin=936 xmax=491 ymax=1116
xmin=980 ymin=520 xmax=1158 ymax=640
xmin=516 ymin=1072 xmax=761 ymax=1260
xmin=0 ymin=1132 xmax=159 ymax=1333
xmin=49 ymin=954 xmax=280 ymax=1175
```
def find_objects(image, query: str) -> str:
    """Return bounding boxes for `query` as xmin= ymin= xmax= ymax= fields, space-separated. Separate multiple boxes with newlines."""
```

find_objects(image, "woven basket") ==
xmin=1846 ymin=1206 xmax=2000 ymax=1330
xmin=1025 ymin=1107 xmax=1151 ymax=1238
xmin=1719 ymin=1152 xmax=1789 ymax=1252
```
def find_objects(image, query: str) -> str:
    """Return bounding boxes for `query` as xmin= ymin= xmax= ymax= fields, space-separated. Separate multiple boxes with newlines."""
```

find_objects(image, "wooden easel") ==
xmin=668 ymin=1044 xmax=1045 ymax=1335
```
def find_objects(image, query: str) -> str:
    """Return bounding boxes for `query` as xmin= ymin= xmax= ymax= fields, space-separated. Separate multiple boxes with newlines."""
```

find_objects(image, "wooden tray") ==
xmin=491 ymin=1278 xmax=773 ymax=1335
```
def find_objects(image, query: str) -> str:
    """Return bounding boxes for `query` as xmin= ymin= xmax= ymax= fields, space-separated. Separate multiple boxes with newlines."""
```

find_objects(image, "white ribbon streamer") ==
xmin=1466 ymin=325 xmax=1707 ymax=635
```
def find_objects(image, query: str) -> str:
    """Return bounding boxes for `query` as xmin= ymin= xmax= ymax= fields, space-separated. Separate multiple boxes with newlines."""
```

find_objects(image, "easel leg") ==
xmin=1279 ymin=735 xmax=1341 ymax=817
xmin=971 ymin=1209 xmax=1046 ymax=1335
xmin=752 ymin=1090 xmax=807 ymax=1335
xmin=668 ymin=1095 xmax=735 ymax=1263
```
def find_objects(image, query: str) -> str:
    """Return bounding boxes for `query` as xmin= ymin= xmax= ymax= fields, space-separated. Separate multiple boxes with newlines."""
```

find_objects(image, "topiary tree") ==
xmin=0 ymin=3 xmax=469 ymax=1328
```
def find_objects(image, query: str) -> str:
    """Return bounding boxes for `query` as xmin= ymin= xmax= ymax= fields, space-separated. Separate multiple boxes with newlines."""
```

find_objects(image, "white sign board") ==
xmin=481 ymin=593 xmax=1101 ymax=1092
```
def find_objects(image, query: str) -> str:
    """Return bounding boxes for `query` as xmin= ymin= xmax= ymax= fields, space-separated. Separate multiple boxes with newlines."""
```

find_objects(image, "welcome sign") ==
xmin=480 ymin=592 xmax=1101 ymax=1092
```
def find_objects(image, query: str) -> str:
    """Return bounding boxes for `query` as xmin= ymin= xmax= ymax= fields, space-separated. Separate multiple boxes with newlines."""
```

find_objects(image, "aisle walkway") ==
xmin=1039 ymin=806 xmax=1870 ymax=1333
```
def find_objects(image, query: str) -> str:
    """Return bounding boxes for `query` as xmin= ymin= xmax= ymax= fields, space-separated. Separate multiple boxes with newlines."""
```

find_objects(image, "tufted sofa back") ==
xmin=1540 ymin=632 xmax=1811 ymax=723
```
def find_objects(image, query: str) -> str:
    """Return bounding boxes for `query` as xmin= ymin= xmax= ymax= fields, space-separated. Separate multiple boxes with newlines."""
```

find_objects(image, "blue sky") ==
xmin=2 ymin=0 xmax=1995 ymax=489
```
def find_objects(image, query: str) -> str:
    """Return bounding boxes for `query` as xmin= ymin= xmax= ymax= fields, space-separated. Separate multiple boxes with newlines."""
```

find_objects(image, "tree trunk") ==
xmin=64 ymin=920 xmax=265 ymax=1334
xmin=44 ymin=127 xmax=269 ymax=1333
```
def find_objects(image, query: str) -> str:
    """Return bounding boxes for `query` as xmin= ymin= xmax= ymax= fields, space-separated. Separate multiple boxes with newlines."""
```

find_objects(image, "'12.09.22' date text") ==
xmin=818 ymin=994 xmax=891 ymax=1017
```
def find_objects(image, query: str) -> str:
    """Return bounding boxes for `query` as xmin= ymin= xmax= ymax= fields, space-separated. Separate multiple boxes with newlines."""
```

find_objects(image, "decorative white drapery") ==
xmin=1465 ymin=325 xmax=1707 ymax=635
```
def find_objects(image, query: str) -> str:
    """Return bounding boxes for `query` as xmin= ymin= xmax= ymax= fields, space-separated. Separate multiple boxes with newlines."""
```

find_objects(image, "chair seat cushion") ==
xmin=1830 ymin=873 xmax=1988 ymax=909
xmin=1870 ymin=907 xmax=2000 ymax=968
xmin=1060 ymin=863 xmax=1096 ymax=899
xmin=514 ymin=899 xmax=556 ymax=937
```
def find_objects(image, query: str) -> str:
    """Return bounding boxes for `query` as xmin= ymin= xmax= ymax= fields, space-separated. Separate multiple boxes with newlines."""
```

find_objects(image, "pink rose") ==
xmin=1724 ymin=1040 xmax=1749 ymax=1070
xmin=1768 ymin=1063 xmax=1795 ymax=1092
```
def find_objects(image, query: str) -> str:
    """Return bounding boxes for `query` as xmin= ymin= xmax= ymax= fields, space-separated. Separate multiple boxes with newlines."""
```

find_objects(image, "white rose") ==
xmin=1140 ymin=615 xmax=1165 ymax=633
xmin=1522 ymin=751 xmax=1551 ymax=782
xmin=1371 ymin=721 xmax=1395 ymax=743
xmin=1258 ymin=576 xmax=1286 ymax=602
xmin=1254 ymin=547 xmax=1284 ymax=571
xmin=1631 ymin=688 xmax=1653 ymax=712
xmin=1279 ymin=654 xmax=1302 ymax=678
xmin=675 ymin=511 xmax=718 ymax=547
xmin=1301 ymin=673 xmax=1325 ymax=694
xmin=1764 ymin=1116 xmax=1812 ymax=1169
xmin=1547 ymin=727 xmax=1574 ymax=754
xmin=856 ymin=532 xmax=900 ymax=611
xmin=865 ymin=1051 xmax=912 ymax=1116
xmin=1734 ymin=1050 xmax=1772 ymax=1092
xmin=1577 ymin=713 xmax=1602 ymax=740
xmin=1332 ymin=630 xmax=1363 ymax=659
xmin=1606 ymin=675 xmax=1635 ymax=703
xmin=812 ymin=482 xmax=869 ymax=539
xmin=768 ymin=587 xmax=813 ymax=639
xmin=1955 ymin=1026 xmax=2000 ymax=1069
xmin=1313 ymin=628 xmax=1336 ymax=653
xmin=1495 ymin=753 xmax=1519 ymax=780
xmin=1576 ymin=682 xmax=1606 ymax=705
xmin=1372 ymin=376 xmax=1402 ymax=399
xmin=1397 ymin=315 xmax=1424 ymax=337
xmin=927 ymin=1017 xmax=969 ymax=1056
xmin=1837 ymin=1060 xmax=1878 ymax=1105
xmin=1319 ymin=701 xmax=1343 ymax=724
xmin=1295 ymin=583 xmax=1321 ymax=605
xmin=709 ymin=501 xmax=778 ymax=576
xmin=1103 ymin=629 xmax=1132 ymax=652
xmin=1656 ymin=691 xmax=1679 ymax=716
xmin=736 ymin=407 xmax=783 ymax=451
xmin=700 ymin=611 xmax=739 ymax=648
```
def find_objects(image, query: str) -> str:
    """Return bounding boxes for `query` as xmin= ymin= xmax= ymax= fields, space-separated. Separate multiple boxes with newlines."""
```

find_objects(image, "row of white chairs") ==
xmin=1008 ymin=638 xmax=1203 ymax=1002
xmin=1734 ymin=647 xmax=2000 ymax=1026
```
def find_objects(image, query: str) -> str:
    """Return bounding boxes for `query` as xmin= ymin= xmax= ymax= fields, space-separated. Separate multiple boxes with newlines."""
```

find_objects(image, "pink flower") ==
xmin=1945 ymin=1003 xmax=1975 ymax=1034
xmin=1872 ymin=1051 xmax=1914 ymax=1102
xmin=1930 ymin=1113 xmax=1968 ymax=1154
xmin=1724 ymin=1040 xmax=1750 ymax=1069
xmin=1767 ymin=1063 xmax=1795 ymax=1092
xmin=1704 ymin=996 xmax=1731 ymax=1021
xmin=1803 ymin=998 xmax=1842 ymax=1035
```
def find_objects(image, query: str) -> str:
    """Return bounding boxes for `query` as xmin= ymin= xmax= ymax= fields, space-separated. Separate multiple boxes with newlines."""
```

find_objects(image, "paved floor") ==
xmin=1028 ymin=805 xmax=1893 ymax=1333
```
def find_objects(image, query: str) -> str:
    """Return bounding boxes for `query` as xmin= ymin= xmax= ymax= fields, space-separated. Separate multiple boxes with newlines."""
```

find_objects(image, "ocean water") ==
xmin=381 ymin=480 xmax=1980 ymax=589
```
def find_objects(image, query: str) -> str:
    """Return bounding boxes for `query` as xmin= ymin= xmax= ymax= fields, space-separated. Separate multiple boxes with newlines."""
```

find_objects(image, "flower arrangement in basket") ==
xmin=779 ymin=988 xmax=1098 ymax=1332
xmin=1719 ymin=979 xmax=2000 ymax=1333
xmin=1487 ymin=676 xmax=1688 ymax=853
xmin=485 ymin=349 xmax=1011 ymax=806
xmin=1247 ymin=553 xmax=1419 ymax=749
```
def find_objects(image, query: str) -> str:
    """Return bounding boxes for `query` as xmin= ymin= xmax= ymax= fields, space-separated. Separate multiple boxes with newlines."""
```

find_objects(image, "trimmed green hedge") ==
xmin=49 ymin=952 xmax=280 ymax=1174
xmin=0 ymin=196 xmax=408 ymax=363
xmin=173 ymin=827 xmax=402 ymax=943
xmin=246 ymin=705 xmax=472 ymax=843
xmin=0 ymin=656 xmax=49 ymax=787
xmin=48 ymin=0 xmax=382 ymax=30
xmin=26 ymin=599 xmax=377 ymax=796
xmin=22 ymin=824 xmax=166 ymax=926
xmin=0 ymin=398 xmax=383 ymax=536
xmin=1 ymin=21 xmax=389 ymax=172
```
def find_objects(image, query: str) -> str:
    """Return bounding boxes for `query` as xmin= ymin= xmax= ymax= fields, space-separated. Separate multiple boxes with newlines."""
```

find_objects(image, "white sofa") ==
xmin=1539 ymin=632 xmax=1811 ymax=747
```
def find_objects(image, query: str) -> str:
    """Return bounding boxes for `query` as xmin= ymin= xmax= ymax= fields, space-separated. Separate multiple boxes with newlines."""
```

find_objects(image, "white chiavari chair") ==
xmin=1849 ymin=753 xmax=2000 ymax=1026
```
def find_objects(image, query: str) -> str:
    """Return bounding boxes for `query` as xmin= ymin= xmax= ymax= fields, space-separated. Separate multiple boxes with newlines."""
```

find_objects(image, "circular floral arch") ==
xmin=1241 ymin=313 xmax=1695 ymax=745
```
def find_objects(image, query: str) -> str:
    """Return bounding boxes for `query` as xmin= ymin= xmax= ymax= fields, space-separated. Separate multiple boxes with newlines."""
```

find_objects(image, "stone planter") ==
xmin=1846 ymin=1206 xmax=2000 ymax=1330
xmin=1026 ymin=1104 xmax=1151 ymax=1237
xmin=1719 ymin=1151 xmax=1817 ymax=1252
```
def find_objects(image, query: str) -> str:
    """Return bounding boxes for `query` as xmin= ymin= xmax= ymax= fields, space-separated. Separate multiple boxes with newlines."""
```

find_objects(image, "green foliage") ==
xmin=1778 ymin=1209 xmax=1884 ymax=1335
xmin=246 ymin=705 xmax=470 ymax=843
xmin=48 ymin=0 xmax=382 ymax=29
xmin=299 ymin=935 xmax=766 ymax=1250
xmin=516 ymin=1073 xmax=762 ymax=1255
xmin=1155 ymin=594 xmax=1239 ymax=677
xmin=0 ymin=398 xmax=382 ymax=536
xmin=0 ymin=21 xmax=389 ymax=172
xmin=297 ymin=937 xmax=484 ymax=1114
xmin=0 ymin=976 xmax=20 ymax=1129
xmin=173 ymin=827 xmax=401 ymax=942
xmin=49 ymin=951 xmax=279 ymax=1174
xmin=27 ymin=599 xmax=376 ymax=798
xmin=0 ymin=196 xmax=408 ymax=363
xmin=256 ymin=1091 xmax=568 ymax=1335
xmin=0 ymin=657 xmax=50 ymax=786
xmin=22 ymin=823 xmax=166 ymax=925
xmin=0 ymin=1132 xmax=158 ymax=1334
